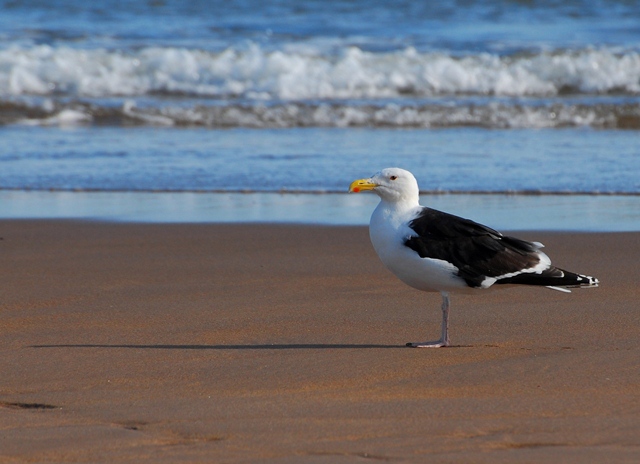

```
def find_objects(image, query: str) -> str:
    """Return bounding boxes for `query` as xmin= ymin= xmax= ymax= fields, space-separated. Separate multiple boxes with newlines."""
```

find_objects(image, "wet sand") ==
xmin=1 ymin=221 xmax=638 ymax=463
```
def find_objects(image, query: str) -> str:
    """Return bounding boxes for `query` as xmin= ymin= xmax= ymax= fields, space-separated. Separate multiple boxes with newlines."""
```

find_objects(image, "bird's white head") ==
xmin=349 ymin=167 xmax=420 ymax=204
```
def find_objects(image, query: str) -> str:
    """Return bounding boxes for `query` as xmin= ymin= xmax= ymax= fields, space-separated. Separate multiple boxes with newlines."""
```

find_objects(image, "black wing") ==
xmin=404 ymin=208 xmax=546 ymax=288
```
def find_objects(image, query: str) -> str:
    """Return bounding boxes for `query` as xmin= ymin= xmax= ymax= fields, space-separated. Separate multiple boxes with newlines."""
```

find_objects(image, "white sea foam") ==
xmin=19 ymin=108 xmax=93 ymax=126
xmin=6 ymin=100 xmax=638 ymax=129
xmin=1 ymin=44 xmax=639 ymax=100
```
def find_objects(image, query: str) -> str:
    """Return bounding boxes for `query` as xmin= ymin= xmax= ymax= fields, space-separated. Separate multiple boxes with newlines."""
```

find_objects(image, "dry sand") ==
xmin=1 ymin=220 xmax=639 ymax=463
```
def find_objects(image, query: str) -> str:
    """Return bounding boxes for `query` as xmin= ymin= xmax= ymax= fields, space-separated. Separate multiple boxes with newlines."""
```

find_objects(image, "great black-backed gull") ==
xmin=349 ymin=167 xmax=599 ymax=347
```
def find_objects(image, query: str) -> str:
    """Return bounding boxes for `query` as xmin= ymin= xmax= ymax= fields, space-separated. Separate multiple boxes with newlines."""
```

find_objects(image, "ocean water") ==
xmin=0 ymin=0 xmax=639 ymax=229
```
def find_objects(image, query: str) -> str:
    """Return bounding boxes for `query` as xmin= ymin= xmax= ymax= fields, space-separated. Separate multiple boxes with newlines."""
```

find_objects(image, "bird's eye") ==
xmin=390 ymin=175 xmax=398 ymax=181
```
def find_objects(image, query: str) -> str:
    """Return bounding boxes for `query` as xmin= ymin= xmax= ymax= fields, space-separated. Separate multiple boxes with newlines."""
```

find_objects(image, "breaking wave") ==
xmin=2 ymin=44 xmax=640 ymax=100
xmin=2 ymin=43 xmax=639 ymax=129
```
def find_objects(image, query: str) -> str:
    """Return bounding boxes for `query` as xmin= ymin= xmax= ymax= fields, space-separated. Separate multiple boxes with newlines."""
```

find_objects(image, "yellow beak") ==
xmin=349 ymin=178 xmax=377 ymax=193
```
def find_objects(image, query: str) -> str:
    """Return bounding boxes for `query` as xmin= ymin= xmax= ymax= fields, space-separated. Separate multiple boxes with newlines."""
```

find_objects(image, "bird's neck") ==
xmin=372 ymin=197 xmax=419 ymax=231
xmin=378 ymin=195 xmax=419 ymax=214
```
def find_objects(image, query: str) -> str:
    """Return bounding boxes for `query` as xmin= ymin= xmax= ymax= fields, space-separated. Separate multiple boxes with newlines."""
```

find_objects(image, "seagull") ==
xmin=349 ymin=167 xmax=599 ymax=347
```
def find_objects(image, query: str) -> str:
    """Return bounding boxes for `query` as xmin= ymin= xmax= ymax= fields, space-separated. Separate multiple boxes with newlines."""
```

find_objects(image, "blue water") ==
xmin=1 ymin=126 xmax=639 ymax=193
xmin=0 ymin=0 xmax=639 ymax=228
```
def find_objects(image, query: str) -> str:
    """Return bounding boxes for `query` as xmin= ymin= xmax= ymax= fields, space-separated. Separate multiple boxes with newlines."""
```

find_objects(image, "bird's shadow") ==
xmin=29 ymin=343 xmax=474 ymax=350
xmin=31 ymin=343 xmax=402 ymax=350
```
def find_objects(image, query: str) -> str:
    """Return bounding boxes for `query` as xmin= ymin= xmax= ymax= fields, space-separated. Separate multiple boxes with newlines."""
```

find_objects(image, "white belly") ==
xmin=376 ymin=241 xmax=469 ymax=292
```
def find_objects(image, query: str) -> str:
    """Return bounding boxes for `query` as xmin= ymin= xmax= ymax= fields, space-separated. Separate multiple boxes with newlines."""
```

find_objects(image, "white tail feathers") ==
xmin=546 ymin=286 xmax=572 ymax=293
xmin=546 ymin=273 xmax=598 ymax=293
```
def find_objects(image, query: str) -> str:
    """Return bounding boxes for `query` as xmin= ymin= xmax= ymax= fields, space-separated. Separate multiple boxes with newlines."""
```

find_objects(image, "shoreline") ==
xmin=1 ymin=220 xmax=639 ymax=462
xmin=1 ymin=190 xmax=639 ymax=231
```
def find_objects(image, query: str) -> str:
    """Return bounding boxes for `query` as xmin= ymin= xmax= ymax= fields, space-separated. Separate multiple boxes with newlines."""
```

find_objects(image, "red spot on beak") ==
xmin=353 ymin=187 xmax=360 ymax=193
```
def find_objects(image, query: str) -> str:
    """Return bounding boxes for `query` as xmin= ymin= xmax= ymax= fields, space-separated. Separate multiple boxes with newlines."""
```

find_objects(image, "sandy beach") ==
xmin=1 ymin=220 xmax=638 ymax=463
